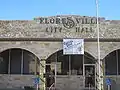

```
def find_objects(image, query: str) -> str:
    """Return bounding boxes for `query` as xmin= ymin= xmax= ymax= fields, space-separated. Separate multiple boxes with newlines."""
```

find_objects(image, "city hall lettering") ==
xmin=34 ymin=16 xmax=98 ymax=33
xmin=45 ymin=26 xmax=94 ymax=33
xmin=34 ymin=17 xmax=97 ymax=24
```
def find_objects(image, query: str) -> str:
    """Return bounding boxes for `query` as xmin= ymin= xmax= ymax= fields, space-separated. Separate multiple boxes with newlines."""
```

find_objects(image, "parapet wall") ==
xmin=0 ymin=15 xmax=120 ymax=39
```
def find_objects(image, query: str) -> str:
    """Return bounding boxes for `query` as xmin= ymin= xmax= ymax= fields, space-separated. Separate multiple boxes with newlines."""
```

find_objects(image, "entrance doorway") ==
xmin=84 ymin=64 xmax=96 ymax=88
xmin=45 ymin=63 xmax=57 ymax=89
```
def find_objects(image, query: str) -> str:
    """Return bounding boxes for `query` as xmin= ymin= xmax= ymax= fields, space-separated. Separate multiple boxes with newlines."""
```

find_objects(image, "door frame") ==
xmin=83 ymin=64 xmax=96 ymax=88
xmin=45 ymin=63 xmax=57 ymax=88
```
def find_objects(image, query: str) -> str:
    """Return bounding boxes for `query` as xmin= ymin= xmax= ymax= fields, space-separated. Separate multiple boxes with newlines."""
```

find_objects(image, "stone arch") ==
xmin=44 ymin=48 xmax=62 ymax=60
xmin=46 ymin=49 xmax=96 ymax=75
xmin=103 ymin=49 xmax=120 ymax=75
xmin=46 ymin=47 xmax=96 ymax=60
xmin=83 ymin=49 xmax=97 ymax=59
xmin=46 ymin=49 xmax=96 ymax=62
xmin=99 ymin=42 xmax=120 ymax=59
xmin=102 ymin=48 xmax=120 ymax=59
xmin=0 ymin=46 xmax=41 ymax=60
xmin=0 ymin=47 xmax=40 ymax=74
xmin=46 ymin=49 xmax=62 ymax=63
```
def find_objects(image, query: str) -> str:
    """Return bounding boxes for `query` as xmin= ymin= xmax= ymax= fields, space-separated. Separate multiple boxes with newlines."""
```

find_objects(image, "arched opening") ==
xmin=104 ymin=49 xmax=120 ymax=75
xmin=0 ymin=48 xmax=40 ymax=75
xmin=46 ymin=49 xmax=96 ymax=88
xmin=104 ymin=49 xmax=120 ymax=89
xmin=46 ymin=50 xmax=95 ymax=75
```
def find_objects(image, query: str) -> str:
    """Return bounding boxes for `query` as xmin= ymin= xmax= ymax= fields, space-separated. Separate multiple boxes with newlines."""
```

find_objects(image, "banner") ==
xmin=63 ymin=39 xmax=84 ymax=55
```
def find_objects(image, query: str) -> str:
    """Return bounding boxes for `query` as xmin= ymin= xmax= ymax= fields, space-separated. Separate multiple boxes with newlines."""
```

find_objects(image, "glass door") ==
xmin=84 ymin=64 xmax=96 ymax=88
xmin=45 ymin=63 xmax=57 ymax=89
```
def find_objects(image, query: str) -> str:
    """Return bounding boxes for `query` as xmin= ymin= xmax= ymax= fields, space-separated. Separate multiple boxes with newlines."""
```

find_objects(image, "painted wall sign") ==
xmin=34 ymin=16 xmax=101 ymax=34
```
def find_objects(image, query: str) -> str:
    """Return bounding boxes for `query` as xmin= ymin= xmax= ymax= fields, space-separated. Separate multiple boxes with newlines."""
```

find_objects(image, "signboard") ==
xmin=63 ymin=39 xmax=84 ymax=55
xmin=34 ymin=77 xmax=40 ymax=85
xmin=106 ymin=78 xmax=111 ymax=85
xmin=34 ymin=16 xmax=99 ymax=34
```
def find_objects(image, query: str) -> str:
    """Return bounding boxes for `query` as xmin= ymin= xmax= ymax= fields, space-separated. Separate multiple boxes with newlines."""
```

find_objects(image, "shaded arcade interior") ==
xmin=45 ymin=49 xmax=120 ymax=89
xmin=0 ymin=48 xmax=120 ymax=89
xmin=104 ymin=49 xmax=120 ymax=89
xmin=0 ymin=48 xmax=40 ymax=75
xmin=46 ymin=50 xmax=96 ymax=88
xmin=105 ymin=49 xmax=120 ymax=75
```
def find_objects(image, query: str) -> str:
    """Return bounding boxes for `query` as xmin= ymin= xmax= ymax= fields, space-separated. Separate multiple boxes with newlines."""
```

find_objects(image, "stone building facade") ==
xmin=0 ymin=15 xmax=120 ymax=90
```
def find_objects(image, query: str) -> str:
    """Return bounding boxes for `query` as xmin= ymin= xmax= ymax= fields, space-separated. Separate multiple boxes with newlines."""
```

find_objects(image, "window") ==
xmin=0 ymin=48 xmax=40 ymax=75
xmin=105 ymin=50 xmax=118 ymax=75
xmin=71 ymin=55 xmax=83 ymax=75
xmin=46 ymin=50 xmax=95 ymax=75
xmin=10 ymin=49 xmax=21 ymax=74
xmin=57 ymin=51 xmax=69 ymax=75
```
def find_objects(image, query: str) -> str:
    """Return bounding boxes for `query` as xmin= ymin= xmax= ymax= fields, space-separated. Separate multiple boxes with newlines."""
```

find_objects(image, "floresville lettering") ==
xmin=34 ymin=16 xmax=100 ymax=33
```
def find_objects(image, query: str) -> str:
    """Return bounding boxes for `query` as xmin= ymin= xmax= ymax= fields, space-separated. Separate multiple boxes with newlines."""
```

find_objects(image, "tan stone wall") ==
xmin=0 ymin=41 xmax=120 ymax=89
xmin=0 ymin=75 xmax=35 ymax=88
xmin=0 ymin=16 xmax=120 ymax=39
xmin=84 ymin=42 xmax=120 ymax=59
xmin=0 ymin=41 xmax=62 ymax=60
xmin=0 ymin=41 xmax=120 ymax=60
xmin=1 ymin=15 xmax=120 ymax=89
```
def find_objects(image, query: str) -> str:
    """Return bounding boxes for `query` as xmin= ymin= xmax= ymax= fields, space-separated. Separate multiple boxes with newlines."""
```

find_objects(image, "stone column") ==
xmin=96 ymin=59 xmax=104 ymax=90
xmin=39 ymin=59 xmax=46 ymax=90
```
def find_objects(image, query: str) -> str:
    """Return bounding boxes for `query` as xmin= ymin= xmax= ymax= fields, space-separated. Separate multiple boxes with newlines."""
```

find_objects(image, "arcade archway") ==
xmin=0 ymin=48 xmax=40 ymax=75
xmin=46 ymin=49 xmax=96 ymax=89
xmin=104 ymin=49 xmax=120 ymax=89
xmin=104 ymin=49 xmax=120 ymax=75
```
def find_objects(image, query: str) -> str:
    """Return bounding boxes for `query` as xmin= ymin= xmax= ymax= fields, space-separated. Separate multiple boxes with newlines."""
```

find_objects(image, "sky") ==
xmin=0 ymin=0 xmax=119 ymax=20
